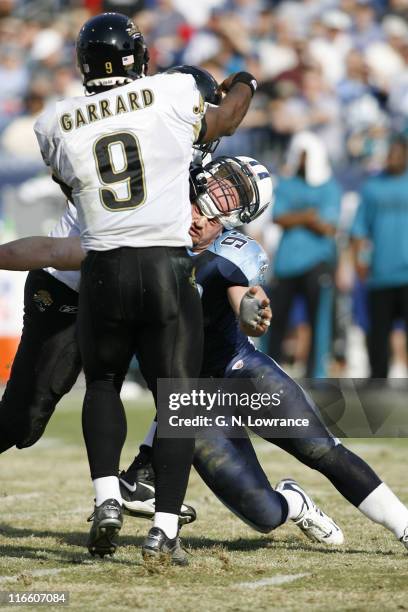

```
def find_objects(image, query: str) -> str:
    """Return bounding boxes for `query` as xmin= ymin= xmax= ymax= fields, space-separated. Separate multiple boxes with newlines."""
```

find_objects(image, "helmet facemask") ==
xmin=195 ymin=157 xmax=261 ymax=230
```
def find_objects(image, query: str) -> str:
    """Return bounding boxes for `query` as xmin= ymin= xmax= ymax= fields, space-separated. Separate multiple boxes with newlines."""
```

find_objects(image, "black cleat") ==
xmin=142 ymin=527 xmax=188 ymax=566
xmin=87 ymin=498 xmax=123 ymax=558
xmin=119 ymin=476 xmax=197 ymax=526
xmin=120 ymin=451 xmax=197 ymax=527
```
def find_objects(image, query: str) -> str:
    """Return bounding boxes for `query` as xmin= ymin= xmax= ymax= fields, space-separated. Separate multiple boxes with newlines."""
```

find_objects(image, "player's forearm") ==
xmin=0 ymin=236 xmax=84 ymax=271
xmin=49 ymin=237 xmax=85 ymax=270
xmin=0 ymin=237 xmax=58 ymax=271
xmin=201 ymin=77 xmax=255 ymax=142
xmin=215 ymin=83 xmax=253 ymax=136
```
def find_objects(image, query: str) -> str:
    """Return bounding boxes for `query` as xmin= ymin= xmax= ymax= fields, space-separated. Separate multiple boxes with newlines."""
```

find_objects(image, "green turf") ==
xmin=0 ymin=392 xmax=407 ymax=611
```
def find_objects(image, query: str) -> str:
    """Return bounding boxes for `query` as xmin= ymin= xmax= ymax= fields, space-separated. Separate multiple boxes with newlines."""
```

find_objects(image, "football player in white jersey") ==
xmin=33 ymin=11 xmax=258 ymax=562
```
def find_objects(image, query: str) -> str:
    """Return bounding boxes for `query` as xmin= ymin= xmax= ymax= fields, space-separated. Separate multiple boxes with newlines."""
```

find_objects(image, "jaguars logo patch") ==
xmin=33 ymin=289 xmax=53 ymax=312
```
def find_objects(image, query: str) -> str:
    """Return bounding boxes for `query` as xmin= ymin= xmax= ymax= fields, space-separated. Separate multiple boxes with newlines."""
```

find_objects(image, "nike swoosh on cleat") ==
xmin=119 ymin=478 xmax=137 ymax=493
xmin=138 ymin=482 xmax=155 ymax=494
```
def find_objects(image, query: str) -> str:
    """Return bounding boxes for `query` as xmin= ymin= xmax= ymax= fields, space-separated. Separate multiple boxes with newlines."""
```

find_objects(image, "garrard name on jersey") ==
xmin=59 ymin=88 xmax=154 ymax=132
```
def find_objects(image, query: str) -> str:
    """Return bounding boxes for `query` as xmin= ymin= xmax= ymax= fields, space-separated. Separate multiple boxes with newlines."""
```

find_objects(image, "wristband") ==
xmin=230 ymin=72 xmax=258 ymax=96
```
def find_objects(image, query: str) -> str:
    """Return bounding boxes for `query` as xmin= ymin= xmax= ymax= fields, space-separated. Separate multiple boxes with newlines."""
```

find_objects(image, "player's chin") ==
xmin=189 ymin=229 xmax=200 ymax=245
xmin=255 ymin=324 xmax=269 ymax=336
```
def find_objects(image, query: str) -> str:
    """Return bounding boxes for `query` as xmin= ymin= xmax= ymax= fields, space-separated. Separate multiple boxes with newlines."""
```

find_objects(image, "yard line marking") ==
xmin=1 ymin=493 xmax=41 ymax=502
xmin=238 ymin=573 xmax=309 ymax=588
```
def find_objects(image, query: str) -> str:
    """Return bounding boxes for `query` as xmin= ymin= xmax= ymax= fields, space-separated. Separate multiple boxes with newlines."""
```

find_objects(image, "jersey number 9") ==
xmin=93 ymin=131 xmax=146 ymax=211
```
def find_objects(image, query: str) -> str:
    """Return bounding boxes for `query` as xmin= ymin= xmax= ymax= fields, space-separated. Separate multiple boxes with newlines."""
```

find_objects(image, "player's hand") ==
xmin=239 ymin=286 xmax=272 ymax=337
xmin=220 ymin=73 xmax=240 ymax=93
xmin=220 ymin=74 xmax=235 ymax=93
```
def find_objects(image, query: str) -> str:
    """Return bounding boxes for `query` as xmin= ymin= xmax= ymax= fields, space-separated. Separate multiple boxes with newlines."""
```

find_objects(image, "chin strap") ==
xmin=86 ymin=76 xmax=135 ymax=90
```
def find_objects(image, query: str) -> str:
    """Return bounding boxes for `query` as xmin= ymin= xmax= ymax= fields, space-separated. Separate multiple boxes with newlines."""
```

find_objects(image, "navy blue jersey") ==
xmin=193 ymin=230 xmax=268 ymax=375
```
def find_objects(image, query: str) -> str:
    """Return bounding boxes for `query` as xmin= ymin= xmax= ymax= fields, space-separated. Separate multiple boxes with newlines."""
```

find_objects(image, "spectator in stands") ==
xmin=308 ymin=9 xmax=353 ymax=87
xmin=268 ymin=132 xmax=342 ymax=377
xmin=351 ymin=0 xmax=383 ymax=50
xmin=274 ymin=66 xmax=344 ymax=164
xmin=351 ymin=136 xmax=408 ymax=378
xmin=1 ymin=83 xmax=48 ymax=161
xmin=0 ymin=44 xmax=28 ymax=131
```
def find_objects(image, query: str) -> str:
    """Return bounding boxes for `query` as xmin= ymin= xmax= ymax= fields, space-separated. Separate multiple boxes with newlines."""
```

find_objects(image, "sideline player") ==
xmin=33 ymin=11 xmax=257 ymax=562
xmin=1 ymin=156 xmax=408 ymax=555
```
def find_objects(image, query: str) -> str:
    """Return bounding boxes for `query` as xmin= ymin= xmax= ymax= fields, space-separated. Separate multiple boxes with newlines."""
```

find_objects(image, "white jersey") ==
xmin=34 ymin=73 xmax=204 ymax=251
xmin=45 ymin=202 xmax=81 ymax=292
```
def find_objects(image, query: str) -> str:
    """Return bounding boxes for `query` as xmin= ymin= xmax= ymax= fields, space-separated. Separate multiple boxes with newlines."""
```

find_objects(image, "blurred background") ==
xmin=0 ymin=0 xmax=407 ymax=383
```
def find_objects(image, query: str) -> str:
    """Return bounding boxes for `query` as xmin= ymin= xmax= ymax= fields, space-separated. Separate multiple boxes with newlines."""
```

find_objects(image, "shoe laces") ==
xmin=298 ymin=506 xmax=329 ymax=535
xmin=401 ymin=527 xmax=408 ymax=543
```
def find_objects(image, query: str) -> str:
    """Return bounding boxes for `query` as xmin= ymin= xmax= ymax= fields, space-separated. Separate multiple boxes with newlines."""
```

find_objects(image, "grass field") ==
xmin=1 ymin=392 xmax=408 ymax=611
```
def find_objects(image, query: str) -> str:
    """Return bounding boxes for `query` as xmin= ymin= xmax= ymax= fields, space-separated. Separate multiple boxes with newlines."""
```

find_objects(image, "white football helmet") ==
xmin=193 ymin=155 xmax=273 ymax=229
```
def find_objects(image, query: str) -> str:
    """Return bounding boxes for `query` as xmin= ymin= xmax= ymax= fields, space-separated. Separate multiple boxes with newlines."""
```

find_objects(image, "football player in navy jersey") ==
xmin=121 ymin=154 xmax=408 ymax=552
xmin=1 ymin=155 xmax=408 ymax=554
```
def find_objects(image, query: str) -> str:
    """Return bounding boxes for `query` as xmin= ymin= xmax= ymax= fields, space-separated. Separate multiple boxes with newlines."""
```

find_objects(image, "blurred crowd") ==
xmin=0 ymin=0 xmax=407 ymax=379
xmin=0 ymin=0 xmax=406 ymax=169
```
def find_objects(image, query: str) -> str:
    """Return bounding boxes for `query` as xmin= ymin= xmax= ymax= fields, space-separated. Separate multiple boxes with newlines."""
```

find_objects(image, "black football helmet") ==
xmin=167 ymin=65 xmax=222 ymax=154
xmin=166 ymin=65 xmax=221 ymax=106
xmin=76 ymin=12 xmax=149 ymax=94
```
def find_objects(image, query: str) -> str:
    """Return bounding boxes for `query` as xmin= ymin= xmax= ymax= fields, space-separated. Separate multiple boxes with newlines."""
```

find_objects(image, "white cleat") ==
xmin=400 ymin=526 xmax=408 ymax=550
xmin=276 ymin=478 xmax=344 ymax=545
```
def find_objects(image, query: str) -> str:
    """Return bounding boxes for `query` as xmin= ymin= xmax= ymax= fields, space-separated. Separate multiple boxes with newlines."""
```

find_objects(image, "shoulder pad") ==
xmin=34 ymin=101 xmax=58 ymax=137
xmin=208 ymin=230 xmax=269 ymax=284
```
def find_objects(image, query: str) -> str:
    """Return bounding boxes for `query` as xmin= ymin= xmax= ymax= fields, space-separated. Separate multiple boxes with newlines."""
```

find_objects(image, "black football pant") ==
xmin=367 ymin=284 xmax=408 ymax=378
xmin=267 ymin=262 xmax=334 ymax=377
xmin=78 ymin=246 xmax=203 ymax=515
xmin=0 ymin=270 xmax=81 ymax=453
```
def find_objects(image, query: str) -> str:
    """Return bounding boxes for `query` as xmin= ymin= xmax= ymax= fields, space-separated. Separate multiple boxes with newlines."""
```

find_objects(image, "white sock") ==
xmin=153 ymin=512 xmax=179 ymax=539
xmin=142 ymin=420 xmax=157 ymax=448
xmin=358 ymin=482 xmax=408 ymax=539
xmin=279 ymin=489 xmax=304 ymax=520
xmin=93 ymin=476 xmax=122 ymax=507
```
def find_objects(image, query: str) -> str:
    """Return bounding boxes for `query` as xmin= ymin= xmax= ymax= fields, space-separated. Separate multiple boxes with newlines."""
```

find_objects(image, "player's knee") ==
xmin=84 ymin=372 xmax=125 ymax=394
xmin=310 ymin=441 xmax=350 ymax=475
xmin=16 ymin=396 xmax=58 ymax=449
xmin=194 ymin=436 xmax=287 ymax=533
xmin=85 ymin=378 xmax=120 ymax=393
xmin=239 ymin=490 xmax=288 ymax=533
xmin=286 ymin=436 xmax=338 ymax=469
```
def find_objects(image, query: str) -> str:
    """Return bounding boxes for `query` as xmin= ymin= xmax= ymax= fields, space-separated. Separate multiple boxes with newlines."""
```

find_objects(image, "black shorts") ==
xmin=0 ymin=269 xmax=81 ymax=451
